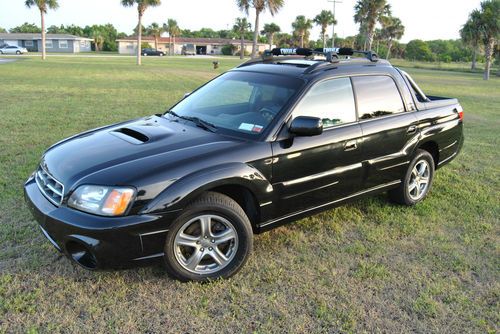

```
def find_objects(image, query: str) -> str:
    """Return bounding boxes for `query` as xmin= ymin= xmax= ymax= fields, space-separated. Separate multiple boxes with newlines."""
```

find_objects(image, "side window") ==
xmin=352 ymin=76 xmax=405 ymax=120
xmin=292 ymin=77 xmax=356 ymax=128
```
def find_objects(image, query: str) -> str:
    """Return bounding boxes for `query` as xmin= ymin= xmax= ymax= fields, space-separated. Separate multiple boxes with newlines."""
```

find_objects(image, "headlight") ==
xmin=68 ymin=185 xmax=135 ymax=216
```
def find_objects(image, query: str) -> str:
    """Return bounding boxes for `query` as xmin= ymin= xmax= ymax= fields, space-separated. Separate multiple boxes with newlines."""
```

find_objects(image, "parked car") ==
xmin=182 ymin=43 xmax=196 ymax=56
xmin=25 ymin=47 xmax=464 ymax=282
xmin=0 ymin=45 xmax=28 ymax=55
xmin=141 ymin=48 xmax=165 ymax=56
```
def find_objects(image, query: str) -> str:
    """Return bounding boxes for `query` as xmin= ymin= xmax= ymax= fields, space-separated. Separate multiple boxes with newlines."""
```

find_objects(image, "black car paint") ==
xmin=24 ymin=60 xmax=464 ymax=269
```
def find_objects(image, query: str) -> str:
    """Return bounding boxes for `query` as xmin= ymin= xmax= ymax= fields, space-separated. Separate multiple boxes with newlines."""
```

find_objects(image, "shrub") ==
xmin=221 ymin=44 xmax=236 ymax=55
xmin=405 ymin=40 xmax=435 ymax=61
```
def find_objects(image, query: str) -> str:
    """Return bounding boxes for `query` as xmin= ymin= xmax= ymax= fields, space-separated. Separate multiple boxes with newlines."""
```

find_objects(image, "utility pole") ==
xmin=327 ymin=0 xmax=342 ymax=48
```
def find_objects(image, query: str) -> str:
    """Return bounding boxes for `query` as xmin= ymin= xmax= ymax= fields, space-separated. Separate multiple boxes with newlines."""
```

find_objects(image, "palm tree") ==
xmin=380 ymin=16 xmax=404 ymax=59
xmin=314 ymin=10 xmax=336 ymax=49
xmin=236 ymin=0 xmax=285 ymax=58
xmin=121 ymin=0 xmax=162 ymax=65
xmin=478 ymin=0 xmax=500 ymax=80
xmin=261 ymin=23 xmax=280 ymax=49
xmin=354 ymin=0 xmax=391 ymax=51
xmin=460 ymin=11 xmax=481 ymax=71
xmin=147 ymin=22 xmax=164 ymax=50
xmin=90 ymin=27 xmax=105 ymax=52
xmin=292 ymin=15 xmax=313 ymax=48
xmin=164 ymin=19 xmax=180 ymax=56
xmin=233 ymin=18 xmax=252 ymax=59
xmin=25 ymin=0 xmax=59 ymax=60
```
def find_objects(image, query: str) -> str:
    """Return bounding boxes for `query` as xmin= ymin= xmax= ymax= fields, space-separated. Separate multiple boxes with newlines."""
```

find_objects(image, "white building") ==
xmin=117 ymin=36 xmax=269 ymax=56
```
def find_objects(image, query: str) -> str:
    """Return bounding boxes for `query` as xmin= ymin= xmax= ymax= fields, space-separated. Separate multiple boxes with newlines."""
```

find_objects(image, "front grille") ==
xmin=35 ymin=166 xmax=64 ymax=206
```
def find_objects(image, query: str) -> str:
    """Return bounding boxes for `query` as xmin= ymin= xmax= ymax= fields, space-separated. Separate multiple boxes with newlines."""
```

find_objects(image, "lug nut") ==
xmin=196 ymin=241 xmax=200 ymax=244
xmin=211 ymin=239 xmax=215 ymax=243
xmin=204 ymin=235 xmax=208 ymax=239
xmin=208 ymin=247 xmax=213 ymax=251
xmin=200 ymin=248 xmax=204 ymax=252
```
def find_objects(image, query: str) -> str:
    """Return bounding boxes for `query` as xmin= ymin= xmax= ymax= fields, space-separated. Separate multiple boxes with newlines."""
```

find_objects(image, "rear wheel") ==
xmin=389 ymin=149 xmax=435 ymax=205
xmin=16 ymin=51 xmax=21 ymax=55
xmin=163 ymin=192 xmax=253 ymax=282
xmin=143 ymin=53 xmax=147 ymax=56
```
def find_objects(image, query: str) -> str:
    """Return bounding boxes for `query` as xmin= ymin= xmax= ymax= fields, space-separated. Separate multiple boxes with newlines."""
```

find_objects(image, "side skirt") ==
xmin=257 ymin=180 xmax=401 ymax=232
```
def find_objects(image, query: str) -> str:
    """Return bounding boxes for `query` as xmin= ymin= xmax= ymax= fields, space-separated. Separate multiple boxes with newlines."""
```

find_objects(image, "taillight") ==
xmin=458 ymin=110 xmax=464 ymax=121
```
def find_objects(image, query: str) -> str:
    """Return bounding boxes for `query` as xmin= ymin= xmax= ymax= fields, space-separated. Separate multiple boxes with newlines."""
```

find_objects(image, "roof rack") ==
xmin=237 ymin=47 xmax=379 ymax=70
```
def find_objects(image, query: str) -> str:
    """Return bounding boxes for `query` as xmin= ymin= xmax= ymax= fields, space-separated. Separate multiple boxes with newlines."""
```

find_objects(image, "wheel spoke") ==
xmin=185 ymin=250 xmax=204 ymax=270
xmin=199 ymin=216 xmax=212 ymax=237
xmin=408 ymin=181 xmax=418 ymax=192
xmin=412 ymin=167 xmax=419 ymax=177
xmin=213 ymin=228 xmax=236 ymax=245
xmin=176 ymin=232 xmax=199 ymax=248
xmin=209 ymin=247 xmax=229 ymax=266
xmin=415 ymin=183 xmax=421 ymax=197
xmin=419 ymin=176 xmax=429 ymax=185
xmin=417 ymin=162 xmax=427 ymax=176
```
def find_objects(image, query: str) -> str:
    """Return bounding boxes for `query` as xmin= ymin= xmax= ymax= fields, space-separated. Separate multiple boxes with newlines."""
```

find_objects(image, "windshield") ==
xmin=168 ymin=71 xmax=303 ymax=137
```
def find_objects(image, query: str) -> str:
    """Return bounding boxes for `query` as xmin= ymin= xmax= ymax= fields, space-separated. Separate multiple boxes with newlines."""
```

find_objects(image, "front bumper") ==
xmin=24 ymin=177 xmax=178 ymax=269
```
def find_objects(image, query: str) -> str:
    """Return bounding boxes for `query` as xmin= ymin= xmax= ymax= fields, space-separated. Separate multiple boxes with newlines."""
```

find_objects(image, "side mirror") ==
xmin=289 ymin=116 xmax=323 ymax=136
xmin=183 ymin=92 xmax=191 ymax=99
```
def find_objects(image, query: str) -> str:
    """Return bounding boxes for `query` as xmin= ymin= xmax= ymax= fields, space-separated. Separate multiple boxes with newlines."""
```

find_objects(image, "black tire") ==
xmin=163 ymin=192 xmax=253 ymax=282
xmin=16 ymin=51 xmax=21 ymax=55
xmin=389 ymin=149 xmax=435 ymax=206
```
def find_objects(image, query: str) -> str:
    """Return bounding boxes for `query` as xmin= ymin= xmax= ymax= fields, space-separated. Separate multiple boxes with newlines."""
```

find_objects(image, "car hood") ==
xmin=41 ymin=115 xmax=241 ymax=189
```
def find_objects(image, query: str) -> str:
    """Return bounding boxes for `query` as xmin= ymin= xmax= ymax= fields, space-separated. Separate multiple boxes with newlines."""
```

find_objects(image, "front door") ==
xmin=271 ymin=77 xmax=364 ymax=217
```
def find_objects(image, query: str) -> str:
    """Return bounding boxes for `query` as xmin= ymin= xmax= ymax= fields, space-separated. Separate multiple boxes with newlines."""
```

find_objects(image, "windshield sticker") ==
xmin=239 ymin=123 xmax=264 ymax=133
xmin=238 ymin=123 xmax=255 ymax=131
xmin=252 ymin=125 xmax=263 ymax=133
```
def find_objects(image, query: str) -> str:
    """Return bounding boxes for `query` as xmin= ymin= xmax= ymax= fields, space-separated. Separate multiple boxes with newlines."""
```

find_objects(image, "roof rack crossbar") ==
xmin=237 ymin=47 xmax=379 ymax=69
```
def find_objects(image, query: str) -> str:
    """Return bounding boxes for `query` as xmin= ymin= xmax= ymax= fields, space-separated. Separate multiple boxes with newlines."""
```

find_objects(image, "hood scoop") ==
xmin=111 ymin=127 xmax=150 ymax=144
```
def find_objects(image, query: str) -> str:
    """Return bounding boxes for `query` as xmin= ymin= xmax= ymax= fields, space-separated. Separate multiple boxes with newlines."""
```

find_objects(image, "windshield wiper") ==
xmin=167 ymin=111 xmax=217 ymax=132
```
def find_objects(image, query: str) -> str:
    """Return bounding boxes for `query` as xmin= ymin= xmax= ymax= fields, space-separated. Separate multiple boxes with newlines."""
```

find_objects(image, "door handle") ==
xmin=407 ymin=125 xmax=417 ymax=134
xmin=344 ymin=140 xmax=358 ymax=151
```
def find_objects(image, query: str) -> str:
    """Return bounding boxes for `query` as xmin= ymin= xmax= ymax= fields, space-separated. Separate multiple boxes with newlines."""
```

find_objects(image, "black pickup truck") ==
xmin=24 ymin=48 xmax=464 ymax=281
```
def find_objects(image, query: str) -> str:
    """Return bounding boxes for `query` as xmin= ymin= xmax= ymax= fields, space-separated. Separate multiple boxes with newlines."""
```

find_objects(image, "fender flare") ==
xmin=140 ymin=162 xmax=273 ymax=214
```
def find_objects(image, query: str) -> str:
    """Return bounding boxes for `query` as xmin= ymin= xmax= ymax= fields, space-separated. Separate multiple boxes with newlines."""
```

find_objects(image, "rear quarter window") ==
xmin=352 ymin=76 xmax=405 ymax=120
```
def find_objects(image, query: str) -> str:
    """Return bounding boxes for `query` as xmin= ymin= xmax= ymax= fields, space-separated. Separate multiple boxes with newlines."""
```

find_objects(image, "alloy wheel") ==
xmin=174 ymin=214 xmax=238 ymax=274
xmin=408 ymin=160 xmax=430 ymax=201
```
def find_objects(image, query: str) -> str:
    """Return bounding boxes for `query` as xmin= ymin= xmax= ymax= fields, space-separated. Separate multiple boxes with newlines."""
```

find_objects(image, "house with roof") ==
xmin=116 ymin=36 xmax=270 ymax=56
xmin=0 ymin=33 xmax=93 ymax=53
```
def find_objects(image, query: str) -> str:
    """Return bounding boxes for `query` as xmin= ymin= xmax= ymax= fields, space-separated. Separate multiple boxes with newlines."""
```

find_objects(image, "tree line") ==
xmin=3 ymin=0 xmax=497 ymax=78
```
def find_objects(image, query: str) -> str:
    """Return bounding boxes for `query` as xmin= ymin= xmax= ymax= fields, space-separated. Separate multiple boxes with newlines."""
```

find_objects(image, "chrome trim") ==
xmin=35 ymin=166 xmax=64 ymax=206
xmin=260 ymin=201 xmax=272 ymax=207
xmin=283 ymin=180 xmax=339 ymax=200
xmin=439 ymin=140 xmax=458 ymax=152
xmin=438 ymin=151 xmax=457 ymax=165
xmin=379 ymin=161 xmax=410 ymax=171
xmin=260 ymin=180 xmax=401 ymax=228
xmin=39 ymin=226 xmax=61 ymax=251
xmin=282 ymin=163 xmax=362 ymax=186
xmin=139 ymin=229 xmax=169 ymax=237
xmin=132 ymin=252 xmax=164 ymax=261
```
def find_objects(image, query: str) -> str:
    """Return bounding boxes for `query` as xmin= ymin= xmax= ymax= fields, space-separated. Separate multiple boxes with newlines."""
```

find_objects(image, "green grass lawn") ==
xmin=0 ymin=56 xmax=498 ymax=333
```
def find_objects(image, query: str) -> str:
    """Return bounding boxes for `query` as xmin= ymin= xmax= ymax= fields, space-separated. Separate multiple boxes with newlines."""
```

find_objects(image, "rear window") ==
xmin=352 ymin=76 xmax=405 ymax=120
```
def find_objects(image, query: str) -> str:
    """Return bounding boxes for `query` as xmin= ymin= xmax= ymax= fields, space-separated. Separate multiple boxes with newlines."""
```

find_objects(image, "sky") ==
xmin=0 ymin=0 xmax=482 ymax=43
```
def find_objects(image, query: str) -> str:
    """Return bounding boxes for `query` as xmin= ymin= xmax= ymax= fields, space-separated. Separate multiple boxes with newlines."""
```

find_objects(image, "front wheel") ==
xmin=143 ymin=53 xmax=147 ymax=56
xmin=389 ymin=149 xmax=435 ymax=205
xmin=163 ymin=192 xmax=253 ymax=282
xmin=16 ymin=51 xmax=21 ymax=55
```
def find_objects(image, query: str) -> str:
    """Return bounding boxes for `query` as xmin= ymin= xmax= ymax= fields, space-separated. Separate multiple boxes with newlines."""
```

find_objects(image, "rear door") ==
xmin=351 ymin=75 xmax=419 ymax=188
xmin=271 ymin=77 xmax=364 ymax=217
